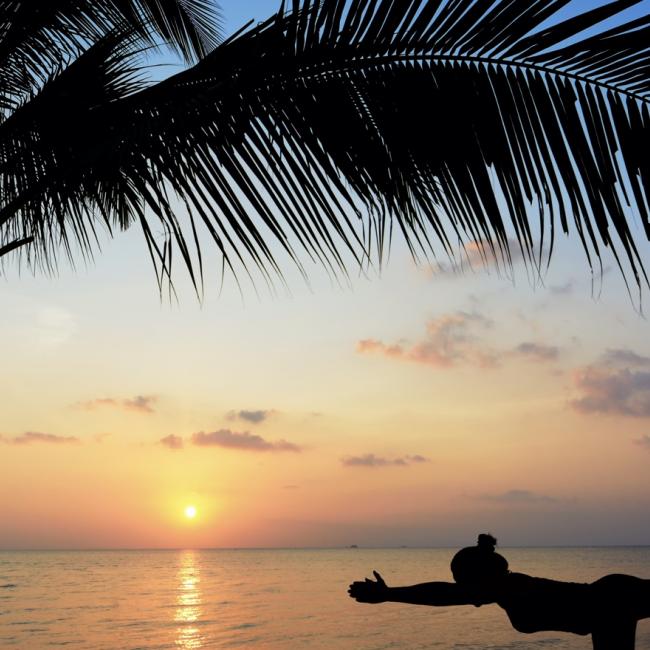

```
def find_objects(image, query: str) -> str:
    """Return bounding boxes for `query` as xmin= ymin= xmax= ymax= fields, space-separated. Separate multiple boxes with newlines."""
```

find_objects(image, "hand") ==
xmin=348 ymin=570 xmax=388 ymax=603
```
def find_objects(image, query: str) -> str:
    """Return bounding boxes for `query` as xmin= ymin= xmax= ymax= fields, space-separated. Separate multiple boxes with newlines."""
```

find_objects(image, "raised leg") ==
xmin=592 ymin=574 xmax=650 ymax=621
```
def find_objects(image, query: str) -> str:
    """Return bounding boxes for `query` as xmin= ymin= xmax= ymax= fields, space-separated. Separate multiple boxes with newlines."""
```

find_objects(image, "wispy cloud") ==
xmin=513 ymin=342 xmax=559 ymax=362
xmin=357 ymin=311 xmax=497 ymax=369
xmin=475 ymin=489 xmax=557 ymax=503
xmin=226 ymin=409 xmax=272 ymax=424
xmin=75 ymin=395 xmax=157 ymax=414
xmin=160 ymin=434 xmax=184 ymax=450
xmin=191 ymin=429 xmax=301 ymax=452
xmin=1 ymin=431 xmax=79 ymax=445
xmin=78 ymin=397 xmax=119 ymax=409
xmin=341 ymin=453 xmax=430 ymax=468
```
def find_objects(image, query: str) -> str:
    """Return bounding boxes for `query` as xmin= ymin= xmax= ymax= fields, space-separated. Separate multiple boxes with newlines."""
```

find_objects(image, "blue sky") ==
xmin=219 ymin=0 xmax=650 ymax=37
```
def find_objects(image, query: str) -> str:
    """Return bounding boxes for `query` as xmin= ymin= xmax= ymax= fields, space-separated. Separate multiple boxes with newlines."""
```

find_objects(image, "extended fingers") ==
xmin=373 ymin=571 xmax=386 ymax=586
xmin=348 ymin=572 xmax=385 ymax=598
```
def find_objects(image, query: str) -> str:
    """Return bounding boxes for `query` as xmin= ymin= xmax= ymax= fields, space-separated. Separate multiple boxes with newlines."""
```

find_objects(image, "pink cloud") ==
xmin=356 ymin=339 xmax=405 ymax=358
xmin=341 ymin=453 xmax=430 ymax=468
xmin=83 ymin=398 xmax=118 ymax=408
xmin=160 ymin=434 xmax=184 ymax=450
xmin=226 ymin=409 xmax=273 ymax=424
xmin=191 ymin=429 xmax=301 ymax=452
xmin=570 ymin=348 xmax=650 ymax=418
xmin=433 ymin=237 xmax=525 ymax=277
xmin=75 ymin=395 xmax=157 ymax=414
xmin=475 ymin=489 xmax=557 ymax=503
xmin=513 ymin=342 xmax=559 ymax=362
xmin=357 ymin=312 xmax=562 ymax=371
xmin=1 ymin=431 xmax=79 ymax=445
xmin=357 ymin=311 xmax=497 ymax=369
xmin=122 ymin=396 xmax=156 ymax=413
xmin=571 ymin=366 xmax=650 ymax=417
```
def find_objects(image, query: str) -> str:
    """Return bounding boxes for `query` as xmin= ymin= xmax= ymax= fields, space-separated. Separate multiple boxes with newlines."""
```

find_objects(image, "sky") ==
xmin=2 ymin=0 xmax=650 ymax=550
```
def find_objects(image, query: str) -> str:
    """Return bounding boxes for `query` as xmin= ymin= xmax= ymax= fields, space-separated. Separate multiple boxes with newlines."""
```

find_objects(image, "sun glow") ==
xmin=184 ymin=505 xmax=197 ymax=519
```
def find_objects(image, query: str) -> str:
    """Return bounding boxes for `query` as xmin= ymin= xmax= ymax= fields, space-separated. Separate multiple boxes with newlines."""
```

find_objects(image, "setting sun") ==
xmin=184 ymin=505 xmax=197 ymax=519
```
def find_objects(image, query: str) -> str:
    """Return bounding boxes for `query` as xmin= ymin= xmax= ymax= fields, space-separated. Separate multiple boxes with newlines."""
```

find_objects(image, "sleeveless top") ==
xmin=496 ymin=573 xmax=593 ymax=635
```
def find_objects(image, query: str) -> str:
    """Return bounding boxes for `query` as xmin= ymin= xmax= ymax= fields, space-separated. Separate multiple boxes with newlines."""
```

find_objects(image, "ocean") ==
xmin=1 ymin=547 xmax=649 ymax=648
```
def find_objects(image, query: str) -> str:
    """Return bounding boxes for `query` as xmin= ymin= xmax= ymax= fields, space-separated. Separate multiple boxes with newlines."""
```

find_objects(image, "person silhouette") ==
xmin=348 ymin=534 xmax=650 ymax=650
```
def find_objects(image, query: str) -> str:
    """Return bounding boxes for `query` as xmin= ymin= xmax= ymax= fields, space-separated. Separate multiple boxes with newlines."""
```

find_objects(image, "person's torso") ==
xmin=496 ymin=572 xmax=592 ymax=635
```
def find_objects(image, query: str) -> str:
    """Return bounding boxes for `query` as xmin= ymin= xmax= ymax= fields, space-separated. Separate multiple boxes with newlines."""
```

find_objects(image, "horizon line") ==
xmin=2 ymin=544 xmax=650 ymax=552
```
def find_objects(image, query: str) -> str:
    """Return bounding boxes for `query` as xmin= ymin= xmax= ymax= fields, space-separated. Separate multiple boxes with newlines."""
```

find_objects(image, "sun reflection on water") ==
xmin=175 ymin=551 xmax=203 ymax=649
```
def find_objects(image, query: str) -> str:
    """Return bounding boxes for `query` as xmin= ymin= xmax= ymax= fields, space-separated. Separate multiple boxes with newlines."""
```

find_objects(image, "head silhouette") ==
xmin=451 ymin=534 xmax=509 ymax=584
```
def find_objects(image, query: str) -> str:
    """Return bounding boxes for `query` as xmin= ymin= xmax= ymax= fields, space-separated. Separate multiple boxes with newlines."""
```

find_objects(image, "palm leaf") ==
xmin=0 ymin=0 xmax=222 ymax=113
xmin=2 ymin=0 xmax=650 ymax=294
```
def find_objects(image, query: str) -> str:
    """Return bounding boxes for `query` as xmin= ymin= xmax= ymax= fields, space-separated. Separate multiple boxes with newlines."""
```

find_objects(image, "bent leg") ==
xmin=591 ymin=619 xmax=636 ymax=650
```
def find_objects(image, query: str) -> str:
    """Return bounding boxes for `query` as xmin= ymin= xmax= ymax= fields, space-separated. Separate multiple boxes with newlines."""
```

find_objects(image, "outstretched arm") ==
xmin=348 ymin=571 xmax=494 ymax=607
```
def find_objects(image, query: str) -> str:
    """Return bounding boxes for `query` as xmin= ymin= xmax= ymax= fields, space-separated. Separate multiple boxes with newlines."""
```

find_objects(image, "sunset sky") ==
xmin=2 ymin=0 xmax=650 ymax=550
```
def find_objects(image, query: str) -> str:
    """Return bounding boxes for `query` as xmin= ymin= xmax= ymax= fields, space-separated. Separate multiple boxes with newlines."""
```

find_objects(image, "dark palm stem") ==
xmin=0 ymin=235 xmax=33 ymax=258
xmin=297 ymin=51 xmax=649 ymax=105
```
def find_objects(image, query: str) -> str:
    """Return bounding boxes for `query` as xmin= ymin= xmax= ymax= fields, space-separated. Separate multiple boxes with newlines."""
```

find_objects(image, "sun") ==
xmin=184 ymin=505 xmax=197 ymax=519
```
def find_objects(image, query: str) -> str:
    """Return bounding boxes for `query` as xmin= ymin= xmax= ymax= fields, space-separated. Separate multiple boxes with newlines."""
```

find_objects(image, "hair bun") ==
xmin=477 ymin=533 xmax=497 ymax=552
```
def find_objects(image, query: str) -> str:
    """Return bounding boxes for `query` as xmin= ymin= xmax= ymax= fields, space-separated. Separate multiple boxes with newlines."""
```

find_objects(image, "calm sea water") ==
xmin=1 ymin=547 xmax=649 ymax=649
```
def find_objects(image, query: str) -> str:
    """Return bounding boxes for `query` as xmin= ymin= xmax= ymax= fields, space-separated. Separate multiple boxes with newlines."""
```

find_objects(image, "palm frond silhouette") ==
xmin=1 ymin=0 xmax=649 ymax=294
